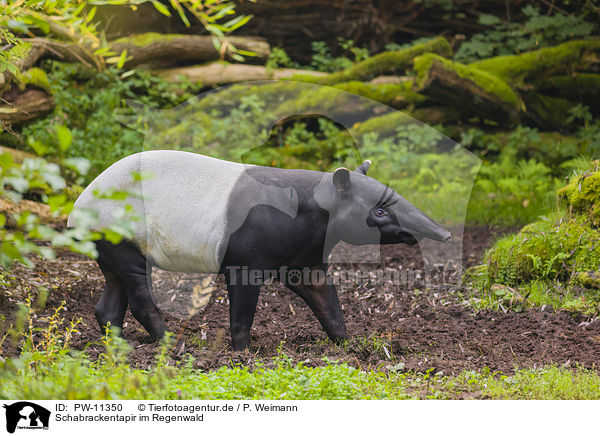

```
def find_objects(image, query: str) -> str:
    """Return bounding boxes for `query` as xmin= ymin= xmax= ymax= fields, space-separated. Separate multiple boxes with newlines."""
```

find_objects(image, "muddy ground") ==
xmin=1 ymin=226 xmax=599 ymax=375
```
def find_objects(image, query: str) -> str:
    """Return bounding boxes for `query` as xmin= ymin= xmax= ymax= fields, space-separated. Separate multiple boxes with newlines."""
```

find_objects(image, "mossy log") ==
xmin=110 ymin=33 xmax=271 ymax=68
xmin=470 ymin=40 xmax=600 ymax=88
xmin=413 ymin=54 xmax=521 ymax=124
xmin=535 ymin=74 xmax=600 ymax=114
xmin=7 ymin=33 xmax=270 ymax=76
xmin=0 ymin=87 xmax=54 ymax=126
xmin=154 ymin=62 xmax=326 ymax=86
xmin=291 ymin=36 xmax=452 ymax=86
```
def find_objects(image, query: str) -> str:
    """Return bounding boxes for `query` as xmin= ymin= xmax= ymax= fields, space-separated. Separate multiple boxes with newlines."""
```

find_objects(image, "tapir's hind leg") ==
xmin=94 ymin=264 xmax=128 ymax=332
xmin=95 ymin=239 xmax=167 ymax=341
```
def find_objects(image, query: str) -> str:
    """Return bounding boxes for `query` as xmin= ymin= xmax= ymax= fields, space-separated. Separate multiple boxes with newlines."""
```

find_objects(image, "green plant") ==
xmin=0 ymin=148 xmax=140 ymax=268
xmin=455 ymin=7 xmax=595 ymax=63
xmin=10 ymin=61 xmax=196 ymax=179
xmin=0 ymin=0 xmax=254 ymax=75
xmin=310 ymin=38 xmax=370 ymax=73
xmin=266 ymin=47 xmax=299 ymax=70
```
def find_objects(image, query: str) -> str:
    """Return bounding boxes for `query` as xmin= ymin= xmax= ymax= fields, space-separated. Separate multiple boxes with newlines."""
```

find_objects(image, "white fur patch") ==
xmin=69 ymin=151 xmax=298 ymax=273
xmin=70 ymin=151 xmax=245 ymax=272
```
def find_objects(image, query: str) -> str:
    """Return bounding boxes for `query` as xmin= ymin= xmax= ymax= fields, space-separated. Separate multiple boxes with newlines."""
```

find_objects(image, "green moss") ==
xmin=484 ymin=213 xmax=600 ymax=286
xmin=413 ymin=53 xmax=520 ymax=108
xmin=478 ymin=162 xmax=600 ymax=292
xmin=290 ymin=36 xmax=452 ymax=86
xmin=574 ymin=271 xmax=600 ymax=290
xmin=353 ymin=112 xmax=413 ymax=136
xmin=333 ymin=80 xmax=425 ymax=107
xmin=558 ymin=161 xmax=600 ymax=225
xmin=275 ymin=81 xmax=423 ymax=114
xmin=470 ymin=39 xmax=600 ymax=87
xmin=15 ymin=67 xmax=51 ymax=93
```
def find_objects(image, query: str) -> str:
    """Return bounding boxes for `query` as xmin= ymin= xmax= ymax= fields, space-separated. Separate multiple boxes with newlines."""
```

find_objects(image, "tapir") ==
xmin=68 ymin=150 xmax=451 ymax=350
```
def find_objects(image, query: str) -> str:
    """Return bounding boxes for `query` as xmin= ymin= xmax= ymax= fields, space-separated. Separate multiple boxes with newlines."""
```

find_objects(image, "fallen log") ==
xmin=110 ymin=33 xmax=271 ymax=68
xmin=4 ymin=33 xmax=270 ymax=79
xmin=0 ymin=87 xmax=55 ymax=126
xmin=470 ymin=39 xmax=600 ymax=88
xmin=413 ymin=53 xmax=522 ymax=125
xmin=155 ymin=62 xmax=326 ymax=86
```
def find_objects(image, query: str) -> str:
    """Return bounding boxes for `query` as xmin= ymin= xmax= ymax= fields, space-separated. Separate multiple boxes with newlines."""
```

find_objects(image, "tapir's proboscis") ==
xmin=69 ymin=151 xmax=452 ymax=350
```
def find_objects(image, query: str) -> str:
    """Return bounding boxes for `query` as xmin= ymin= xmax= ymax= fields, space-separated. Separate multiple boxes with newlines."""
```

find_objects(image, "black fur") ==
xmin=92 ymin=162 xmax=449 ymax=350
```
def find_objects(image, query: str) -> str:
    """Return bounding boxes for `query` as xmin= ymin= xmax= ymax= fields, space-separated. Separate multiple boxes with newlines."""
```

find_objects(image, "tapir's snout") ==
xmin=404 ymin=225 xmax=452 ymax=243
xmin=436 ymin=228 xmax=453 ymax=243
xmin=392 ymin=197 xmax=452 ymax=244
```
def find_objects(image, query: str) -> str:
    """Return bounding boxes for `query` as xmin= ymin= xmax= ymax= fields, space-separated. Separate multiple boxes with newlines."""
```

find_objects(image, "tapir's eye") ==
xmin=375 ymin=208 xmax=386 ymax=217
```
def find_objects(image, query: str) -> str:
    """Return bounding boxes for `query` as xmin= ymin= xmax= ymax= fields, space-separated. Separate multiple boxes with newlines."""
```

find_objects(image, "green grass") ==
xmin=440 ymin=366 xmax=600 ymax=400
xmin=2 ymin=347 xmax=598 ymax=400
xmin=1 ymin=300 xmax=598 ymax=400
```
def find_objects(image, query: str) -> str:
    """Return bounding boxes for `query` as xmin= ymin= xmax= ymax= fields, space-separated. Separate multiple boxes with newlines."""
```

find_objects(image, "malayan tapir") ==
xmin=68 ymin=150 xmax=451 ymax=350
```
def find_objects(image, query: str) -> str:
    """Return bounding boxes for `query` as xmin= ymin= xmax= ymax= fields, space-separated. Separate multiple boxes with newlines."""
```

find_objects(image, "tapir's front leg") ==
xmin=284 ymin=266 xmax=349 ymax=344
xmin=224 ymin=271 xmax=261 ymax=351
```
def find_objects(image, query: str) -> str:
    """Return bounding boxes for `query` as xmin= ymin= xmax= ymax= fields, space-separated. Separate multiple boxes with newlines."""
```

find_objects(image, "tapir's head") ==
xmin=319 ymin=160 xmax=452 ymax=246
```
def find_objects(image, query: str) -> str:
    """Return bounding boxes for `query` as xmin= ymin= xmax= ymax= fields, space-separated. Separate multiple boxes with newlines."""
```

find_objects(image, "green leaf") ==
xmin=64 ymin=157 xmax=91 ymax=175
xmin=223 ymin=15 xmax=251 ymax=32
xmin=87 ymin=6 xmax=97 ymax=23
xmin=55 ymin=125 xmax=72 ymax=152
xmin=24 ymin=14 xmax=50 ymax=34
xmin=116 ymin=49 xmax=127 ymax=69
xmin=151 ymin=0 xmax=171 ymax=17
xmin=28 ymin=139 xmax=49 ymax=156
xmin=7 ymin=19 xmax=29 ymax=33
xmin=47 ymin=194 xmax=67 ymax=213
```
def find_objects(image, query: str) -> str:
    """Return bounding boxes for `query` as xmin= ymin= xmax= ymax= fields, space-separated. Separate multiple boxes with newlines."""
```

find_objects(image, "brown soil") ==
xmin=1 ymin=226 xmax=599 ymax=375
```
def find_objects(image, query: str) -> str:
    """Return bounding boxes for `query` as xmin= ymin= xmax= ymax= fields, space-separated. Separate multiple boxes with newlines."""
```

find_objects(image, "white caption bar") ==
xmin=0 ymin=400 xmax=596 ymax=435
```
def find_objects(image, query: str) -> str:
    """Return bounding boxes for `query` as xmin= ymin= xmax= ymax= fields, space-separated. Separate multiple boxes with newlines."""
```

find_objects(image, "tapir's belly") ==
xmin=69 ymin=151 xmax=246 ymax=273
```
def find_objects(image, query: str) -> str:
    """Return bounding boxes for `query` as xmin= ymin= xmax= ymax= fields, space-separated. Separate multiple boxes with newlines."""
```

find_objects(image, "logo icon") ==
xmin=3 ymin=402 xmax=50 ymax=433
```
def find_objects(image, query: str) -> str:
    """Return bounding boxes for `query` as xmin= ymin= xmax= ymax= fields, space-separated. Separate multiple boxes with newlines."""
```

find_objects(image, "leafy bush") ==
xmin=0 ymin=150 xmax=138 ymax=268
xmin=468 ymin=161 xmax=600 ymax=313
xmin=8 ymin=61 xmax=197 ymax=180
xmin=455 ymin=6 xmax=595 ymax=63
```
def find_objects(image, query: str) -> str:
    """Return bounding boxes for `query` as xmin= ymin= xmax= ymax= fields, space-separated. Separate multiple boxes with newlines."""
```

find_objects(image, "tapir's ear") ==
xmin=356 ymin=160 xmax=371 ymax=175
xmin=333 ymin=167 xmax=351 ymax=191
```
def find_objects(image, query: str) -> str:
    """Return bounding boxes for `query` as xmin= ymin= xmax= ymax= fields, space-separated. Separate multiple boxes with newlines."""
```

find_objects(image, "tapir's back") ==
xmin=69 ymin=150 xmax=299 ymax=273
xmin=69 ymin=151 xmax=246 ymax=272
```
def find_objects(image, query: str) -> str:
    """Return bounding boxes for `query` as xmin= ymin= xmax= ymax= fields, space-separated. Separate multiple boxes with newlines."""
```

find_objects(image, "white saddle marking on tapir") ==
xmin=68 ymin=151 xmax=298 ymax=273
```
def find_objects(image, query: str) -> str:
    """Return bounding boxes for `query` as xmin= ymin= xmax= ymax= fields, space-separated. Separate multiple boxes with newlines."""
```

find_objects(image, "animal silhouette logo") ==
xmin=2 ymin=402 xmax=50 ymax=433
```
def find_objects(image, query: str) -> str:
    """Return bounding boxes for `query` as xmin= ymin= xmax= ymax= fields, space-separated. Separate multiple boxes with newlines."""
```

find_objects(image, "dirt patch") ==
xmin=1 ymin=226 xmax=598 ymax=375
